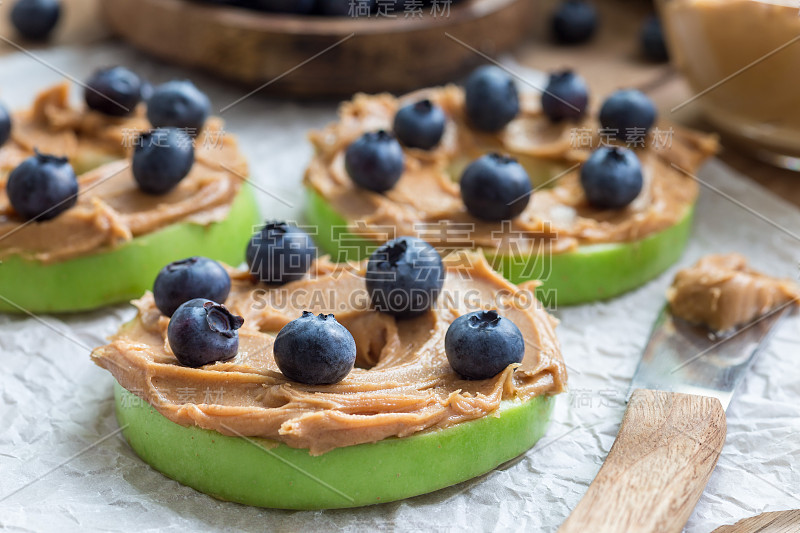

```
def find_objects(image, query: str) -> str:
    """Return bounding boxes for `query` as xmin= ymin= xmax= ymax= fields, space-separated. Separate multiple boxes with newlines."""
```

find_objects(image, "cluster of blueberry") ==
xmin=551 ymin=0 xmax=669 ymax=63
xmin=0 ymin=68 xmax=214 ymax=220
xmin=346 ymin=64 xmax=657 ymax=219
xmin=157 ymin=225 xmax=522 ymax=385
xmin=0 ymin=56 xmax=662 ymax=389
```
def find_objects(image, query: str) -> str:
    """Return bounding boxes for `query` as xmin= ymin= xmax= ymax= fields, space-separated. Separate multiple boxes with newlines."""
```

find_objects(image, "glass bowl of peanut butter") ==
xmin=658 ymin=0 xmax=800 ymax=169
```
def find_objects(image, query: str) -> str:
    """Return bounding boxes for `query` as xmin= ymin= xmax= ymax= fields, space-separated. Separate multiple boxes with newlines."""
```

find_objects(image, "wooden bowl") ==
xmin=102 ymin=0 xmax=538 ymax=97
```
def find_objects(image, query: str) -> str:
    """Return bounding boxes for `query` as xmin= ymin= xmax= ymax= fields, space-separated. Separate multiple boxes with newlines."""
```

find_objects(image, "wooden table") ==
xmin=0 ymin=1 xmax=797 ymax=530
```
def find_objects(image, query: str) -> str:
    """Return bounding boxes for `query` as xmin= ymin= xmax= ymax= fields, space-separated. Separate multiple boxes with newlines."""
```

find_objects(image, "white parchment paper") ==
xmin=0 ymin=44 xmax=798 ymax=533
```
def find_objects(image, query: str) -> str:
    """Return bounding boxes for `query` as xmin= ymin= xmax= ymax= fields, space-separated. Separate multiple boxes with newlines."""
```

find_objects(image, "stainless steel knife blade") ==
xmin=628 ymin=303 xmax=793 ymax=409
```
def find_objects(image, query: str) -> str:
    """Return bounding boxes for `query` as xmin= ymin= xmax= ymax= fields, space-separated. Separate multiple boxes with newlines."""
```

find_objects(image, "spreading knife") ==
xmin=558 ymin=303 xmax=793 ymax=533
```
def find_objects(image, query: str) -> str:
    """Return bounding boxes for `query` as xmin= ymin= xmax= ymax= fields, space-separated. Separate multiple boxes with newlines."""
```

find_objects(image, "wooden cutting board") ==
xmin=101 ymin=0 xmax=537 ymax=97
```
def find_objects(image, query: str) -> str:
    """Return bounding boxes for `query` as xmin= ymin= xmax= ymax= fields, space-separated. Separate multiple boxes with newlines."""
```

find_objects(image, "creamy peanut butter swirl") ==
xmin=91 ymin=252 xmax=567 ymax=455
xmin=667 ymin=253 xmax=800 ymax=332
xmin=304 ymin=86 xmax=719 ymax=255
xmin=0 ymin=84 xmax=246 ymax=263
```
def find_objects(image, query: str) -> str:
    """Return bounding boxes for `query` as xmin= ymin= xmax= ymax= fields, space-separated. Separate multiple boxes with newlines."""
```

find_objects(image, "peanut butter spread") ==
xmin=0 ymin=83 xmax=246 ymax=263
xmin=667 ymin=253 xmax=800 ymax=332
xmin=304 ymin=87 xmax=719 ymax=255
xmin=91 ymin=252 xmax=567 ymax=455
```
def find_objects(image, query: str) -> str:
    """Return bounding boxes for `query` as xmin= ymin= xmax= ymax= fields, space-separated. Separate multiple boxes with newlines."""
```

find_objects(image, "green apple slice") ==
xmin=115 ymin=383 xmax=555 ymax=510
xmin=305 ymin=188 xmax=694 ymax=306
xmin=0 ymin=186 xmax=260 ymax=313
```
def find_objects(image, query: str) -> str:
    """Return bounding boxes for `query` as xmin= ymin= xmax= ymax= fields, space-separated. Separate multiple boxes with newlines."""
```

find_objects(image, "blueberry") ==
xmin=249 ymin=0 xmax=316 ymax=13
xmin=599 ymin=89 xmax=657 ymax=139
xmin=84 ymin=66 xmax=143 ymax=117
xmin=464 ymin=65 xmax=519 ymax=132
xmin=146 ymin=80 xmax=211 ymax=134
xmin=459 ymin=153 xmax=531 ymax=221
xmin=344 ymin=130 xmax=405 ymax=192
xmin=10 ymin=0 xmax=60 ymax=41
xmin=366 ymin=236 xmax=444 ymax=319
xmin=246 ymin=222 xmax=317 ymax=285
xmin=167 ymin=298 xmax=244 ymax=368
xmin=6 ymin=151 xmax=77 ymax=221
xmin=551 ymin=0 xmax=597 ymax=45
xmin=445 ymin=310 xmax=525 ymax=380
xmin=0 ymin=102 xmax=11 ymax=148
xmin=641 ymin=16 xmax=669 ymax=63
xmin=580 ymin=146 xmax=643 ymax=209
xmin=541 ymin=70 xmax=589 ymax=123
xmin=273 ymin=311 xmax=356 ymax=385
xmin=132 ymin=128 xmax=195 ymax=195
xmin=153 ymin=257 xmax=231 ymax=317
xmin=392 ymin=99 xmax=446 ymax=150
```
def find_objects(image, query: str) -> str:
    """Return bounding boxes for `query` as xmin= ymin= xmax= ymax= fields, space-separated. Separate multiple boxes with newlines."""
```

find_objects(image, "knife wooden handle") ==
xmin=558 ymin=389 xmax=726 ymax=533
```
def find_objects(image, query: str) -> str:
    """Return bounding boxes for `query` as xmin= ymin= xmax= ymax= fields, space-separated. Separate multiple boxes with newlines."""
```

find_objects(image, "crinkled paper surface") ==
xmin=1 ymin=45 xmax=798 ymax=533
